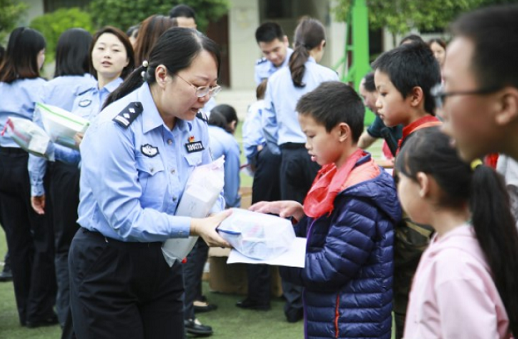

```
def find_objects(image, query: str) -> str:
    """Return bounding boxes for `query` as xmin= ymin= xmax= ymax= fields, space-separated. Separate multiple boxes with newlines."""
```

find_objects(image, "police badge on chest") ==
xmin=185 ymin=135 xmax=204 ymax=153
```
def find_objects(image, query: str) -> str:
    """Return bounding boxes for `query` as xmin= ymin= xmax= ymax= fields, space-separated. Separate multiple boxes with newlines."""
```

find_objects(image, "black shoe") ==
xmin=184 ymin=318 xmax=213 ymax=336
xmin=285 ymin=308 xmax=303 ymax=323
xmin=0 ymin=270 xmax=13 ymax=282
xmin=26 ymin=314 xmax=59 ymax=328
xmin=236 ymin=299 xmax=271 ymax=311
xmin=193 ymin=300 xmax=218 ymax=313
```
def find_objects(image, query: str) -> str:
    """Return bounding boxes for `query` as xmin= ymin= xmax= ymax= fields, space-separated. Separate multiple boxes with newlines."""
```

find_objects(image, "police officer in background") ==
xmin=68 ymin=27 xmax=230 ymax=339
xmin=254 ymin=22 xmax=293 ymax=86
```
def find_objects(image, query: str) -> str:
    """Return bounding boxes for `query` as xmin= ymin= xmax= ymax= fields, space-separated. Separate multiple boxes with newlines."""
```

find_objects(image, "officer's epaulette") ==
xmin=196 ymin=111 xmax=208 ymax=123
xmin=113 ymin=102 xmax=143 ymax=128
xmin=256 ymin=58 xmax=268 ymax=65
xmin=77 ymin=87 xmax=95 ymax=96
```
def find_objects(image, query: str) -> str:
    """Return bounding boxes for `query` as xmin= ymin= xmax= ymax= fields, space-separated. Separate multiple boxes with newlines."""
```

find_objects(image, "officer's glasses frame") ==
xmin=175 ymin=74 xmax=221 ymax=98
xmin=431 ymin=83 xmax=501 ymax=109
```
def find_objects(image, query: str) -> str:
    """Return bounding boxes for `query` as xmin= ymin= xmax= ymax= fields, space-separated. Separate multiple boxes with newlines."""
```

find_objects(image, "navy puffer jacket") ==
xmin=280 ymin=155 xmax=401 ymax=339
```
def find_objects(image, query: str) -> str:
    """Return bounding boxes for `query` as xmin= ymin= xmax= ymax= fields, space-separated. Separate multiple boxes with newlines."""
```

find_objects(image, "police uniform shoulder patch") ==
xmin=113 ymin=102 xmax=143 ymax=128
xmin=256 ymin=57 xmax=268 ymax=65
xmin=196 ymin=112 xmax=208 ymax=123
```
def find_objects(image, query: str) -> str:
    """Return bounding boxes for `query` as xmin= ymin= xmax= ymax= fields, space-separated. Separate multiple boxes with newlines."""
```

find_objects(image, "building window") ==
xmin=263 ymin=0 xmax=295 ymax=19
xmin=44 ymin=0 xmax=92 ymax=13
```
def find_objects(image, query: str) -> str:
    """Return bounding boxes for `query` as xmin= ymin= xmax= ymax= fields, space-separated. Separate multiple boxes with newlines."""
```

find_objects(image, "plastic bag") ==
xmin=1 ymin=117 xmax=53 ymax=159
xmin=36 ymin=102 xmax=89 ymax=150
xmin=218 ymin=209 xmax=296 ymax=260
xmin=161 ymin=156 xmax=225 ymax=266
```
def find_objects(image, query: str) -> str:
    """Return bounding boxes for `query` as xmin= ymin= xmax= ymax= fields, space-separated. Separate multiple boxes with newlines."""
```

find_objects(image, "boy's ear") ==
xmin=337 ymin=123 xmax=351 ymax=143
xmin=494 ymin=87 xmax=518 ymax=126
xmin=409 ymin=86 xmax=425 ymax=108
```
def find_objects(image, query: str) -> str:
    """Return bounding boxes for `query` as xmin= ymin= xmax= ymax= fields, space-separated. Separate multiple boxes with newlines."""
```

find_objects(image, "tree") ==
xmin=30 ymin=8 xmax=94 ymax=62
xmin=88 ymin=0 xmax=229 ymax=33
xmin=0 ymin=0 xmax=27 ymax=43
xmin=334 ymin=0 xmax=511 ymax=37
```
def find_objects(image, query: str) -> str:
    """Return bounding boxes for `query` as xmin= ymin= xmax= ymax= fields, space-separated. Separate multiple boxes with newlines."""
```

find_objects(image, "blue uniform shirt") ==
xmin=208 ymin=125 xmax=241 ymax=208
xmin=0 ymin=78 xmax=46 ymax=148
xmin=254 ymin=48 xmax=293 ymax=86
xmin=242 ymin=100 xmax=266 ymax=165
xmin=29 ymin=74 xmax=97 ymax=196
xmin=78 ymin=82 xmax=223 ymax=242
xmin=262 ymin=57 xmax=339 ymax=153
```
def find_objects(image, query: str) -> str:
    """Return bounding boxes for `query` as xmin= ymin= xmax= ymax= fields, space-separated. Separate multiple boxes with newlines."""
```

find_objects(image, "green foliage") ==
xmin=334 ymin=0 xmax=512 ymax=35
xmin=30 ymin=8 xmax=94 ymax=62
xmin=0 ymin=0 xmax=27 ymax=43
xmin=88 ymin=0 xmax=229 ymax=33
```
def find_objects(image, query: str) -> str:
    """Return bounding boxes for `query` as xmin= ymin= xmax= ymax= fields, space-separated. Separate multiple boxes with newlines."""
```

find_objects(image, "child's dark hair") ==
xmin=89 ymin=26 xmax=135 ymax=81
xmin=289 ymin=17 xmax=325 ymax=88
xmin=0 ymin=27 xmax=46 ymax=83
xmin=256 ymin=79 xmax=267 ymax=100
xmin=255 ymin=22 xmax=285 ymax=44
xmin=452 ymin=4 xmax=518 ymax=90
xmin=211 ymin=104 xmax=238 ymax=129
xmin=363 ymin=72 xmax=376 ymax=92
xmin=396 ymin=127 xmax=518 ymax=336
xmin=134 ymin=15 xmax=178 ymax=66
xmin=126 ymin=25 xmax=139 ymax=39
xmin=104 ymin=27 xmax=220 ymax=109
xmin=399 ymin=34 xmax=424 ymax=46
xmin=54 ymin=28 xmax=92 ymax=77
xmin=296 ymin=81 xmax=364 ymax=142
xmin=371 ymin=42 xmax=440 ymax=115
xmin=169 ymin=4 xmax=196 ymax=19
xmin=208 ymin=111 xmax=228 ymax=130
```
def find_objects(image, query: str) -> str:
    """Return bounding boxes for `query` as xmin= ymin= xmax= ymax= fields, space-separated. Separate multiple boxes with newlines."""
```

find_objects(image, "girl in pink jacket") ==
xmin=396 ymin=127 xmax=517 ymax=339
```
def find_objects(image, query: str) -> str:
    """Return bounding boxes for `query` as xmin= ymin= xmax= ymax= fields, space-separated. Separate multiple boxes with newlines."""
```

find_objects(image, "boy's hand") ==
xmin=249 ymin=200 xmax=305 ymax=221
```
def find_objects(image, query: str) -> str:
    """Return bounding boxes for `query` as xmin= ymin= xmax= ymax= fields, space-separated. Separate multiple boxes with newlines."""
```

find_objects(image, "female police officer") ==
xmin=68 ymin=27 xmax=230 ymax=339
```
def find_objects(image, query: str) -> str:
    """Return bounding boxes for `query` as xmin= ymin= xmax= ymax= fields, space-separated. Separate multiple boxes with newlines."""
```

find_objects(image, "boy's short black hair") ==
xmin=452 ymin=4 xmax=518 ymax=90
xmin=363 ymin=72 xmax=376 ymax=92
xmin=371 ymin=42 xmax=441 ymax=115
xmin=296 ymin=81 xmax=364 ymax=143
xmin=255 ymin=22 xmax=285 ymax=44
xmin=400 ymin=34 xmax=424 ymax=46
xmin=169 ymin=4 xmax=196 ymax=19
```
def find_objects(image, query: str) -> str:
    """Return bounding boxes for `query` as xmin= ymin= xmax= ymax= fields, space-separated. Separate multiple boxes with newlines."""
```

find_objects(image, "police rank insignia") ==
xmin=78 ymin=99 xmax=92 ymax=107
xmin=185 ymin=136 xmax=204 ymax=153
xmin=113 ymin=102 xmax=143 ymax=128
xmin=141 ymin=144 xmax=159 ymax=157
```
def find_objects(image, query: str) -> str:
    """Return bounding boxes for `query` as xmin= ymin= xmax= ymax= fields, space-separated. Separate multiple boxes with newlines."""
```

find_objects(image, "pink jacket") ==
xmin=404 ymin=225 xmax=511 ymax=339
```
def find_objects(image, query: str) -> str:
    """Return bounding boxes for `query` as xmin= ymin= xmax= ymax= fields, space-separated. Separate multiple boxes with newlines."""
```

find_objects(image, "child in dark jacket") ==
xmin=251 ymin=81 xmax=401 ymax=339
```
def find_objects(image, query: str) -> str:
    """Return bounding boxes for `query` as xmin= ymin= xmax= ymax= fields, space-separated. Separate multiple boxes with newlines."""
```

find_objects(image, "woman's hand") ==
xmin=249 ymin=200 xmax=305 ymax=221
xmin=190 ymin=209 xmax=232 ymax=247
xmin=74 ymin=132 xmax=84 ymax=147
xmin=31 ymin=195 xmax=46 ymax=215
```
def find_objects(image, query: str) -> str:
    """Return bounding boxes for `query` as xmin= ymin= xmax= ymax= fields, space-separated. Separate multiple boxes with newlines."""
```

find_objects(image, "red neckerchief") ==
xmin=397 ymin=115 xmax=441 ymax=152
xmin=303 ymin=149 xmax=366 ymax=219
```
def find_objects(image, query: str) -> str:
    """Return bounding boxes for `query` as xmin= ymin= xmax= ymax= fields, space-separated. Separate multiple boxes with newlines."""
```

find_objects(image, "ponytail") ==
xmin=470 ymin=165 xmax=518 ymax=336
xmin=103 ymin=65 xmax=145 ymax=109
xmin=289 ymin=17 xmax=326 ymax=88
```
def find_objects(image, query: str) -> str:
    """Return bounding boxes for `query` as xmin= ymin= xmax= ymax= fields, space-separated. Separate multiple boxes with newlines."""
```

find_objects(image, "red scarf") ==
xmin=397 ymin=115 xmax=441 ymax=152
xmin=303 ymin=149 xmax=368 ymax=219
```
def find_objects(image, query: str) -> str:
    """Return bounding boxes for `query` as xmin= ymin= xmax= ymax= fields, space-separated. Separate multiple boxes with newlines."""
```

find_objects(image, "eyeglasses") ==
xmin=431 ymin=83 xmax=501 ymax=109
xmin=176 ymin=74 xmax=221 ymax=98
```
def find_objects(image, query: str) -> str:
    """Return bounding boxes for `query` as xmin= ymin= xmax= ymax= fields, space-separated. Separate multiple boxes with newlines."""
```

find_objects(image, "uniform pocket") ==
xmin=184 ymin=153 xmax=203 ymax=167
xmin=135 ymin=155 xmax=165 ymax=204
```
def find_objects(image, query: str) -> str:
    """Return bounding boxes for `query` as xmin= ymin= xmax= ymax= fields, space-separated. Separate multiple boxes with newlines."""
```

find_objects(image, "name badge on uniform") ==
xmin=185 ymin=136 xmax=204 ymax=153
xmin=78 ymin=99 xmax=92 ymax=107
xmin=141 ymin=144 xmax=159 ymax=158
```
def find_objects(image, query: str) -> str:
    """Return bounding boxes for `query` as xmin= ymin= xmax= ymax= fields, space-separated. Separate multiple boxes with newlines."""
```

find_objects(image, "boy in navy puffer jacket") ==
xmin=252 ymin=81 xmax=401 ymax=339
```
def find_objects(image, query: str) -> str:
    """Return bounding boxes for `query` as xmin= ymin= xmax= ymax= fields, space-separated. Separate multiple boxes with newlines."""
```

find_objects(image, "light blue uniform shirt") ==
xmin=29 ymin=74 xmax=97 ymax=196
xmin=78 ymin=82 xmax=223 ymax=242
xmin=208 ymin=125 xmax=241 ymax=208
xmin=262 ymin=57 xmax=339 ymax=154
xmin=0 ymin=78 xmax=46 ymax=148
xmin=242 ymin=100 xmax=266 ymax=164
xmin=254 ymin=48 xmax=293 ymax=86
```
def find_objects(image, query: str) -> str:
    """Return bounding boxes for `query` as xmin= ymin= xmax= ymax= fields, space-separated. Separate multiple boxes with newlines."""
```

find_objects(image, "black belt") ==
xmin=0 ymin=146 xmax=26 ymax=155
xmin=280 ymin=143 xmax=305 ymax=150
xmin=82 ymin=228 xmax=163 ymax=248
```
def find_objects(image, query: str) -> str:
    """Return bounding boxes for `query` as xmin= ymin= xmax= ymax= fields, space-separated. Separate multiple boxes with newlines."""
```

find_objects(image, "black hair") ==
xmin=89 ymin=26 xmax=135 ymax=81
xmin=255 ymin=22 xmax=285 ymax=44
xmin=54 ymin=28 xmax=92 ymax=77
xmin=169 ymin=4 xmax=196 ymax=19
xmin=211 ymin=104 xmax=238 ymax=127
xmin=296 ymin=81 xmax=364 ymax=142
xmin=396 ymin=127 xmax=518 ymax=336
xmin=0 ymin=45 xmax=5 ymax=65
xmin=371 ymin=42 xmax=440 ymax=115
xmin=400 ymin=34 xmax=424 ymax=46
xmin=452 ymin=4 xmax=518 ymax=90
xmin=289 ymin=17 xmax=326 ymax=88
xmin=363 ymin=72 xmax=376 ymax=92
xmin=133 ymin=15 xmax=178 ymax=66
xmin=127 ymin=25 xmax=139 ymax=39
xmin=208 ymin=111 xmax=228 ymax=130
xmin=104 ymin=27 xmax=221 ymax=109
xmin=256 ymin=79 xmax=267 ymax=100
xmin=0 ymin=27 xmax=46 ymax=83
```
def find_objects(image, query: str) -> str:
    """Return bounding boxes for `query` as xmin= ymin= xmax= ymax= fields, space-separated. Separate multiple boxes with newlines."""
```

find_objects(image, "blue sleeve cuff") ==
xmin=168 ymin=216 xmax=191 ymax=238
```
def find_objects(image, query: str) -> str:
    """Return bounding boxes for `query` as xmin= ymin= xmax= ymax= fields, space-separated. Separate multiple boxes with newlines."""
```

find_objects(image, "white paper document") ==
xmin=227 ymin=237 xmax=307 ymax=268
